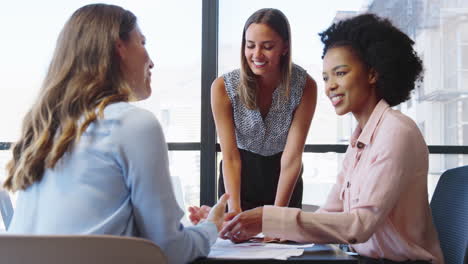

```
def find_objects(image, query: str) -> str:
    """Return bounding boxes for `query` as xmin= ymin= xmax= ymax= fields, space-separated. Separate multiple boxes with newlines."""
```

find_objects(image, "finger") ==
xmin=188 ymin=206 xmax=198 ymax=215
xmin=212 ymin=194 xmax=229 ymax=215
xmin=188 ymin=210 xmax=199 ymax=223
xmin=219 ymin=227 xmax=229 ymax=238
xmin=229 ymin=223 xmax=242 ymax=238
xmin=230 ymin=228 xmax=249 ymax=244
xmin=240 ymin=230 xmax=255 ymax=241
xmin=189 ymin=206 xmax=201 ymax=212
xmin=224 ymin=212 xmax=237 ymax=221
xmin=201 ymin=207 xmax=211 ymax=217
xmin=188 ymin=215 xmax=199 ymax=225
xmin=220 ymin=231 xmax=230 ymax=240
xmin=221 ymin=220 xmax=243 ymax=241
xmin=217 ymin=194 xmax=229 ymax=206
xmin=219 ymin=218 xmax=238 ymax=238
xmin=230 ymin=235 xmax=243 ymax=243
xmin=231 ymin=235 xmax=248 ymax=243
xmin=200 ymin=205 xmax=212 ymax=211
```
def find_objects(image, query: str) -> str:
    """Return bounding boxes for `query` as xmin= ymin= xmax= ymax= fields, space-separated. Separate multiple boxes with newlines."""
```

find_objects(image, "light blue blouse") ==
xmin=8 ymin=102 xmax=217 ymax=264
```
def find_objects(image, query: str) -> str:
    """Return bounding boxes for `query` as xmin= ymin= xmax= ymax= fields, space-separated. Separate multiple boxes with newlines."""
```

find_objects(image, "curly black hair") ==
xmin=319 ymin=13 xmax=423 ymax=106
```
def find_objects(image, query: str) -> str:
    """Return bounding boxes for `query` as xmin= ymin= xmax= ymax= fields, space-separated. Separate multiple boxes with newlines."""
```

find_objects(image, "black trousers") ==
xmin=218 ymin=148 xmax=303 ymax=211
xmin=358 ymin=256 xmax=431 ymax=264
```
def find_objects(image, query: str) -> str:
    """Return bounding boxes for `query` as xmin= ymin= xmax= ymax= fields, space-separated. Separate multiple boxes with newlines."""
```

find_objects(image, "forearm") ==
xmin=163 ymin=222 xmax=218 ymax=263
xmin=274 ymin=156 xmax=302 ymax=207
xmin=222 ymin=158 xmax=242 ymax=211
xmin=263 ymin=206 xmax=377 ymax=244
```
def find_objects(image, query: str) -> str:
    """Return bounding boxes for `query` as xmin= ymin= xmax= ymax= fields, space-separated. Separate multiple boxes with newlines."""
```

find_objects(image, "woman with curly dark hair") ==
xmin=220 ymin=14 xmax=444 ymax=264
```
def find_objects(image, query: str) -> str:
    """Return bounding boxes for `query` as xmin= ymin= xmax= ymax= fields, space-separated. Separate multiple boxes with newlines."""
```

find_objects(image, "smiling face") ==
xmin=322 ymin=46 xmax=379 ymax=121
xmin=117 ymin=26 xmax=154 ymax=100
xmin=244 ymin=23 xmax=288 ymax=78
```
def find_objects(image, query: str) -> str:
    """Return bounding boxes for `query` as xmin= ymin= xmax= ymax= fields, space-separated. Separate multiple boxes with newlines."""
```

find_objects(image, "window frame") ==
xmin=1 ymin=0 xmax=467 ymax=207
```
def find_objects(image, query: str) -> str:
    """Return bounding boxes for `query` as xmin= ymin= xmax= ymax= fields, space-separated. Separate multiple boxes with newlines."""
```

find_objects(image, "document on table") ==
xmin=208 ymin=238 xmax=315 ymax=260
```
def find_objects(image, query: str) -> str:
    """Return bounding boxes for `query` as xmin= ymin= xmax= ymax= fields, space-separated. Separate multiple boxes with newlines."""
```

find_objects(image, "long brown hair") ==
xmin=4 ymin=4 xmax=137 ymax=191
xmin=239 ymin=8 xmax=292 ymax=109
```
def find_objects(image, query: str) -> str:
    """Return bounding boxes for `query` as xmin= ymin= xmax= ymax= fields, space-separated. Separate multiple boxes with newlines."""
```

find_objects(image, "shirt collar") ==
xmin=351 ymin=99 xmax=390 ymax=148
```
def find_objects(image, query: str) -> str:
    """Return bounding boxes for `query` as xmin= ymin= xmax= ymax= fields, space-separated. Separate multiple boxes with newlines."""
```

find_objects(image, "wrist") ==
xmin=202 ymin=218 xmax=219 ymax=230
xmin=274 ymin=196 xmax=291 ymax=207
xmin=228 ymin=202 xmax=241 ymax=212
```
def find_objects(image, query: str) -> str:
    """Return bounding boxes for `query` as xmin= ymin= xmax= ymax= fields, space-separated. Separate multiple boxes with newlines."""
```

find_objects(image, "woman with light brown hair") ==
xmin=4 ymin=4 xmax=228 ymax=263
xmin=190 ymin=8 xmax=317 ymax=223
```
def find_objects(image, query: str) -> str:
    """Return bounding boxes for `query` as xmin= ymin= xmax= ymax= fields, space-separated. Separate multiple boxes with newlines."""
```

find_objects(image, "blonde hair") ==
xmin=4 ymin=4 xmax=137 ymax=191
xmin=239 ymin=8 xmax=292 ymax=109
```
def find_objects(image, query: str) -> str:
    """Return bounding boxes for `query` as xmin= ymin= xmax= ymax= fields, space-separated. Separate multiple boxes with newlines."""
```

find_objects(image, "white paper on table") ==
xmin=208 ymin=238 xmax=313 ymax=260
xmin=264 ymin=243 xmax=315 ymax=249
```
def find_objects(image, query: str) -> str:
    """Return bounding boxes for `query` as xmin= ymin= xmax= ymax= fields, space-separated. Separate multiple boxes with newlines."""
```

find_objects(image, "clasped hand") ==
xmin=188 ymin=202 xmax=263 ymax=243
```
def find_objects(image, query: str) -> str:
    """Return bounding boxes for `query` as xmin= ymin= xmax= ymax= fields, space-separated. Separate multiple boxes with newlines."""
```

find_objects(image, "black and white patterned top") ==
xmin=223 ymin=64 xmax=308 ymax=156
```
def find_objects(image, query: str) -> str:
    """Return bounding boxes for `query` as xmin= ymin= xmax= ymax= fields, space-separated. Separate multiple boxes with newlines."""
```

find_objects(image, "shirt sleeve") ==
xmin=315 ymin=149 xmax=351 ymax=214
xmin=113 ymin=107 xmax=217 ymax=264
xmin=263 ymin=126 xmax=422 ymax=245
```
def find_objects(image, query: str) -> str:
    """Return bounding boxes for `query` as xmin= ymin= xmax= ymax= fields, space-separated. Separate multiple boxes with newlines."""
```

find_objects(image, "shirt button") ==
xmin=357 ymin=142 xmax=365 ymax=149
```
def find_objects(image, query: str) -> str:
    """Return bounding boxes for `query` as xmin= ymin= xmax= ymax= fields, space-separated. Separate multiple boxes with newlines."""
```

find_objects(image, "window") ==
xmin=0 ymin=0 xmax=203 ymax=217
xmin=368 ymin=0 xmax=468 ymax=203
xmin=218 ymin=0 xmax=365 ymax=206
xmin=1 ymin=0 xmax=467 ymax=210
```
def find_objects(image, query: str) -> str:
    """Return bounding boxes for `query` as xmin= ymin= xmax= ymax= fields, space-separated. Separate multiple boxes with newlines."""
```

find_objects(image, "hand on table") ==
xmin=224 ymin=208 xmax=242 ymax=221
xmin=219 ymin=206 xmax=263 ymax=243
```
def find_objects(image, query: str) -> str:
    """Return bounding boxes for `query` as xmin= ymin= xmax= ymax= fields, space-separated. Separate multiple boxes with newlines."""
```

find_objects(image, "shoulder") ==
xmin=290 ymin=64 xmax=316 ymax=97
xmin=211 ymin=76 xmax=229 ymax=100
xmin=290 ymin=64 xmax=309 ymax=86
xmin=104 ymin=102 xmax=163 ymax=141
xmin=214 ymin=71 xmax=239 ymax=102
xmin=222 ymin=69 xmax=241 ymax=82
xmin=371 ymin=108 xmax=429 ymax=176
xmin=291 ymin=63 xmax=309 ymax=84
xmin=222 ymin=69 xmax=241 ymax=91
xmin=211 ymin=76 xmax=226 ymax=91
xmin=378 ymin=108 xmax=427 ymax=152
xmin=291 ymin=63 xmax=307 ymax=76
xmin=105 ymin=102 xmax=158 ymax=125
xmin=304 ymin=74 xmax=317 ymax=91
xmin=383 ymin=109 xmax=420 ymax=137
xmin=300 ymin=74 xmax=317 ymax=104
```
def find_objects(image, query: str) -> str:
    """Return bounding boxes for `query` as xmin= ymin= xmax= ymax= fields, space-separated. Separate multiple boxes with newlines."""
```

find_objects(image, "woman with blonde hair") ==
xmin=5 ymin=4 xmax=228 ymax=263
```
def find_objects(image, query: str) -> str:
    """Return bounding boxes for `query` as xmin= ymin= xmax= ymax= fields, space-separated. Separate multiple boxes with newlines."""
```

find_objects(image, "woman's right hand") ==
xmin=206 ymin=194 xmax=230 ymax=231
xmin=188 ymin=195 xmax=236 ymax=228
xmin=224 ymin=208 xmax=242 ymax=221
xmin=219 ymin=207 xmax=263 ymax=243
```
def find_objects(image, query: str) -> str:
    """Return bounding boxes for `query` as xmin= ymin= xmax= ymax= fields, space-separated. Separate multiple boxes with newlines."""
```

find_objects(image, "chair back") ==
xmin=0 ymin=189 xmax=13 ymax=230
xmin=430 ymin=165 xmax=468 ymax=264
xmin=0 ymin=235 xmax=167 ymax=264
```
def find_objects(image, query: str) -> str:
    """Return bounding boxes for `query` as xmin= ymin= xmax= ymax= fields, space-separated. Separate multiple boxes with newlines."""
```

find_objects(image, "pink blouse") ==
xmin=263 ymin=100 xmax=444 ymax=263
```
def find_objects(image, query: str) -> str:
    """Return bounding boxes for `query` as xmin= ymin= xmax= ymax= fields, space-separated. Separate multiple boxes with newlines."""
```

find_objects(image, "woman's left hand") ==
xmin=188 ymin=205 xmax=211 ymax=225
xmin=219 ymin=207 xmax=263 ymax=243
